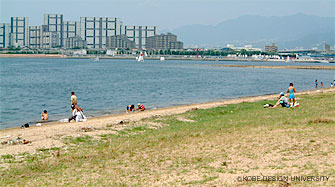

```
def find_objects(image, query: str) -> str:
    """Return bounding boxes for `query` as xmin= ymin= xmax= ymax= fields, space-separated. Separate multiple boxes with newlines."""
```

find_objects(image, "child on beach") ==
xmin=286 ymin=83 xmax=296 ymax=108
xmin=41 ymin=110 xmax=48 ymax=120
xmin=126 ymin=105 xmax=135 ymax=113
xmin=321 ymin=82 xmax=323 ymax=88
xmin=315 ymin=80 xmax=318 ymax=88
xmin=137 ymin=103 xmax=146 ymax=111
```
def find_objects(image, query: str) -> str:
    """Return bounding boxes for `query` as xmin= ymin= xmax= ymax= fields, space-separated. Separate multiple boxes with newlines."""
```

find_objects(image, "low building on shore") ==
xmin=265 ymin=43 xmax=278 ymax=52
xmin=106 ymin=35 xmax=135 ymax=49
xmin=64 ymin=36 xmax=87 ymax=49
xmin=146 ymin=33 xmax=183 ymax=50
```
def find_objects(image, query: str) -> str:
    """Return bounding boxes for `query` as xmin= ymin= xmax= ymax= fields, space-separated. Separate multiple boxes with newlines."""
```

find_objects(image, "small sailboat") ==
xmin=137 ymin=52 xmax=144 ymax=62
xmin=160 ymin=56 xmax=165 ymax=61
xmin=94 ymin=56 xmax=99 ymax=62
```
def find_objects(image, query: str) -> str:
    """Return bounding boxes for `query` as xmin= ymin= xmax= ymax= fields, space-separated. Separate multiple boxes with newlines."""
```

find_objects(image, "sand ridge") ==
xmin=0 ymin=88 xmax=334 ymax=156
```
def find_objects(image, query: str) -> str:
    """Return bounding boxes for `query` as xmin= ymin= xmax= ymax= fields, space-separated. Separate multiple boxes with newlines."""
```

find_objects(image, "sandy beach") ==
xmin=1 ymin=88 xmax=334 ymax=156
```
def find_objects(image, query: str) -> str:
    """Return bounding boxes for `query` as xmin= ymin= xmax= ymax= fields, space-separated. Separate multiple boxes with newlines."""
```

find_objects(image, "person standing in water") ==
xmin=286 ymin=83 xmax=296 ymax=108
xmin=315 ymin=80 xmax=318 ymax=88
xmin=321 ymin=82 xmax=323 ymax=88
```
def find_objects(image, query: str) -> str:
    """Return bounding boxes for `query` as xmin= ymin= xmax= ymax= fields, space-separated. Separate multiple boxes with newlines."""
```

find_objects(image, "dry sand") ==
xmin=1 ymin=88 xmax=334 ymax=156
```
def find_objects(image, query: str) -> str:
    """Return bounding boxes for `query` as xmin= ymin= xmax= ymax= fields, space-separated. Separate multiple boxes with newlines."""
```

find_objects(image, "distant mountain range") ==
xmin=164 ymin=13 xmax=335 ymax=49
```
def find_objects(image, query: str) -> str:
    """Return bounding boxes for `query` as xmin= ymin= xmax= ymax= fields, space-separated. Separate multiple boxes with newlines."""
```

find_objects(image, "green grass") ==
xmin=1 ymin=92 xmax=335 ymax=186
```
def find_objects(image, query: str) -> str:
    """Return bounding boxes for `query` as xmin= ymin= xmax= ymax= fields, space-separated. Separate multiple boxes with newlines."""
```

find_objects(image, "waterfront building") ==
xmin=28 ymin=26 xmax=42 ymax=48
xmin=63 ymin=21 xmax=80 ymax=45
xmin=80 ymin=17 xmax=123 ymax=49
xmin=0 ymin=23 xmax=10 ymax=48
xmin=41 ymin=31 xmax=59 ymax=48
xmin=106 ymin=34 xmax=135 ymax=49
xmin=44 ymin=14 xmax=63 ymax=47
xmin=146 ymin=33 xmax=183 ymax=50
xmin=324 ymin=43 xmax=330 ymax=53
xmin=265 ymin=43 xmax=278 ymax=52
xmin=123 ymin=26 xmax=158 ymax=49
xmin=64 ymin=36 xmax=87 ymax=49
xmin=10 ymin=17 xmax=29 ymax=47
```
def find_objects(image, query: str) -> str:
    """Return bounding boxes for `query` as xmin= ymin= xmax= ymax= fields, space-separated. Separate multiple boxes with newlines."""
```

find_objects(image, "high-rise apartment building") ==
xmin=0 ymin=23 xmax=10 ymax=48
xmin=44 ymin=14 xmax=63 ymax=47
xmin=10 ymin=17 xmax=29 ymax=47
xmin=80 ymin=17 xmax=123 ymax=49
xmin=146 ymin=33 xmax=183 ymax=50
xmin=63 ymin=21 xmax=80 ymax=45
xmin=123 ymin=26 xmax=158 ymax=49
xmin=28 ymin=26 xmax=42 ymax=48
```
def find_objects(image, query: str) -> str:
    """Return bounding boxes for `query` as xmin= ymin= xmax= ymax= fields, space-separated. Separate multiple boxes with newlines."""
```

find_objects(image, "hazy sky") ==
xmin=1 ymin=0 xmax=334 ymax=30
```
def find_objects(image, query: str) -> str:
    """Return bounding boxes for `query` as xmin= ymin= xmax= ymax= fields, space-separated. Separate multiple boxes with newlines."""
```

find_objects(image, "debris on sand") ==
xmin=1 ymin=137 xmax=31 ymax=145
xmin=80 ymin=126 xmax=95 ymax=132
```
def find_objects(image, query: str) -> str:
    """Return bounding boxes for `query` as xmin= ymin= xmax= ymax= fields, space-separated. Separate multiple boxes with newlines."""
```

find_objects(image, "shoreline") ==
xmin=1 ymin=88 xmax=334 ymax=156
xmin=1 ymin=54 xmax=333 ymax=64
xmin=208 ymin=64 xmax=335 ymax=70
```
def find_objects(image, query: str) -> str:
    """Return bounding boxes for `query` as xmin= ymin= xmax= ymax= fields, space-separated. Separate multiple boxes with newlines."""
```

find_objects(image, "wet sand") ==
xmin=0 ymin=88 xmax=334 ymax=156
xmin=208 ymin=64 xmax=335 ymax=70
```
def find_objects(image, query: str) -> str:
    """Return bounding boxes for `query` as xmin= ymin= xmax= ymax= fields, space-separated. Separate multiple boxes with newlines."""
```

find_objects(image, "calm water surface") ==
xmin=0 ymin=58 xmax=334 ymax=129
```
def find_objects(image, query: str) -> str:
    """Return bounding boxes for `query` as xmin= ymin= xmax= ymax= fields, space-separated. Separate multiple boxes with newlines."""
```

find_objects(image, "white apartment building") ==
xmin=123 ymin=26 xmax=158 ymax=49
xmin=0 ymin=23 xmax=10 ymax=48
xmin=63 ymin=21 xmax=80 ymax=45
xmin=44 ymin=14 xmax=63 ymax=47
xmin=80 ymin=17 xmax=123 ymax=49
xmin=10 ymin=17 xmax=29 ymax=47
xmin=28 ymin=26 xmax=42 ymax=48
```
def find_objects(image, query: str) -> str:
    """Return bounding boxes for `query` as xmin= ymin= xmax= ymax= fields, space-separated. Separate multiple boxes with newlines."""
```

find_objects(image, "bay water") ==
xmin=0 ymin=58 xmax=334 ymax=129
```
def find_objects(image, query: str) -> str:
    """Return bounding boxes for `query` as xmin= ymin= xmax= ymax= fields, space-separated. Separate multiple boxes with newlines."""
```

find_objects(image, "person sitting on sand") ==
xmin=287 ymin=83 xmax=296 ymax=108
xmin=41 ymin=110 xmax=49 ymax=120
xmin=272 ymin=92 xmax=289 ymax=108
xmin=69 ymin=105 xmax=87 ymax=122
xmin=126 ymin=104 xmax=135 ymax=113
xmin=137 ymin=103 xmax=145 ymax=111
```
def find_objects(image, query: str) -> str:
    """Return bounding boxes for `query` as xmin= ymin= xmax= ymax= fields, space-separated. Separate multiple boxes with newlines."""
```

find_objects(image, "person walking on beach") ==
xmin=71 ymin=92 xmax=78 ymax=110
xmin=286 ymin=83 xmax=296 ymax=108
xmin=315 ymin=80 xmax=318 ymax=88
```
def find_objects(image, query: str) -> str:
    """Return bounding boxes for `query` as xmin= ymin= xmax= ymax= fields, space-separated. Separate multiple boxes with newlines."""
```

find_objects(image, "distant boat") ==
xmin=137 ymin=52 xmax=144 ymax=62
xmin=160 ymin=56 xmax=165 ymax=61
xmin=94 ymin=56 xmax=99 ymax=62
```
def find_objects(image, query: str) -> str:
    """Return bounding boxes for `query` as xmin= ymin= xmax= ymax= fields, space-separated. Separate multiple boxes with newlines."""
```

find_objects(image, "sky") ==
xmin=1 ymin=0 xmax=334 ymax=30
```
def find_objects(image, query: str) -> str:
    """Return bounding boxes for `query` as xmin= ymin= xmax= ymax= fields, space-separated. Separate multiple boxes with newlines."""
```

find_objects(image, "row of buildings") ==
xmin=0 ymin=14 xmax=183 ymax=50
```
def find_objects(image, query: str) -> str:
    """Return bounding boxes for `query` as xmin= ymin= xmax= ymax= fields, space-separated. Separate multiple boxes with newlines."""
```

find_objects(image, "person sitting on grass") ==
xmin=137 ymin=103 xmax=146 ymax=111
xmin=41 ymin=110 xmax=49 ymax=120
xmin=287 ymin=83 xmax=296 ymax=108
xmin=272 ymin=92 xmax=289 ymax=108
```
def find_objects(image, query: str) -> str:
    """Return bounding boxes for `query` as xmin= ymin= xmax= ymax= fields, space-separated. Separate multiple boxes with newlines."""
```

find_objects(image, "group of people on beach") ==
xmin=126 ymin=103 xmax=146 ymax=113
xmin=272 ymin=83 xmax=297 ymax=108
xmin=40 ymin=91 xmax=146 ymax=123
